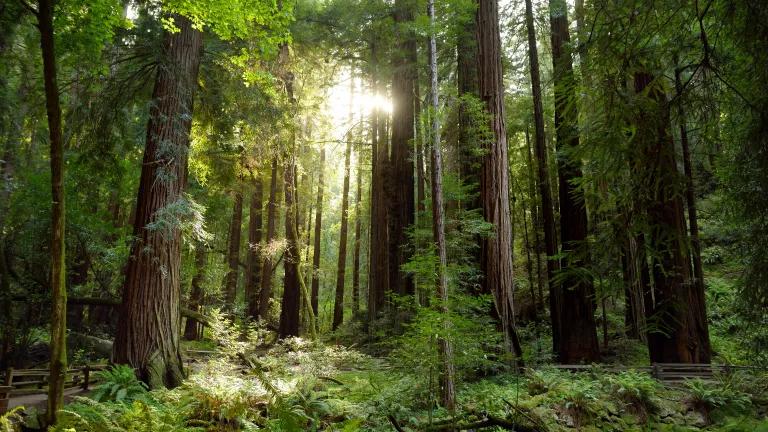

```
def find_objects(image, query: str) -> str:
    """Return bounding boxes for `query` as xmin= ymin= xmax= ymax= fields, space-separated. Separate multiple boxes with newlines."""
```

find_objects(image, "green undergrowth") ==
xmin=36 ymin=312 xmax=767 ymax=431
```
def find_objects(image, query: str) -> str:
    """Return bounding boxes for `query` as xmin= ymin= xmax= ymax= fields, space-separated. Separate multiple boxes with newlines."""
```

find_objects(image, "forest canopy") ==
xmin=1 ymin=0 xmax=767 ymax=430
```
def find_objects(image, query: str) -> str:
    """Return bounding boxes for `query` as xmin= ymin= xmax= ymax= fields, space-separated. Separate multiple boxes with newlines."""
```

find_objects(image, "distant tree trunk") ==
xmin=389 ymin=0 xmax=417 ymax=303
xmin=521 ymin=129 xmax=538 ymax=319
xmin=279 ymin=58 xmax=301 ymax=337
xmin=634 ymin=72 xmax=711 ymax=364
xmin=224 ymin=189 xmax=243 ymax=307
xmin=524 ymin=0 xmax=560 ymax=355
xmin=245 ymin=176 xmax=263 ymax=319
xmin=280 ymin=157 xmax=301 ymax=338
xmin=674 ymin=68 xmax=705 ymax=304
xmin=476 ymin=0 xmax=523 ymax=360
xmin=311 ymin=148 xmax=325 ymax=318
xmin=548 ymin=0 xmax=600 ymax=363
xmin=368 ymin=51 xmax=389 ymax=323
xmin=415 ymin=79 xmax=426 ymax=216
xmin=333 ymin=105 xmax=354 ymax=330
xmin=36 ymin=0 xmax=67 ymax=421
xmin=428 ymin=0 xmax=456 ymax=409
xmin=457 ymin=7 xmax=480 ymax=200
xmin=352 ymin=152 xmax=363 ymax=316
xmin=114 ymin=13 xmax=202 ymax=389
xmin=258 ymin=159 xmax=279 ymax=321
xmin=184 ymin=243 xmax=207 ymax=340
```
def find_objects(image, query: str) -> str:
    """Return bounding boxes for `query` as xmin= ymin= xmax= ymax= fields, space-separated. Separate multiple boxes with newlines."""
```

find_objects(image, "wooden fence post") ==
xmin=82 ymin=365 xmax=90 ymax=390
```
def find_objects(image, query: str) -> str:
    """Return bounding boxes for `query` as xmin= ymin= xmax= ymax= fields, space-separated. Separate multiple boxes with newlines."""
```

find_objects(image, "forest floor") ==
xmin=30 ymin=332 xmax=768 ymax=432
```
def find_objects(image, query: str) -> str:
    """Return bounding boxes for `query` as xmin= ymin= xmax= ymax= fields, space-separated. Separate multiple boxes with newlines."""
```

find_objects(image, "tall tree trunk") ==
xmin=368 ymin=51 xmax=389 ymax=323
xmin=37 ymin=0 xmax=67 ymax=421
xmin=634 ymin=72 xmax=711 ymax=363
xmin=279 ymin=58 xmax=301 ymax=337
xmin=184 ymin=243 xmax=207 ymax=340
xmin=389 ymin=0 xmax=417 ymax=303
xmin=674 ymin=68 xmax=705 ymax=305
xmin=311 ymin=148 xmax=325 ymax=318
xmin=428 ymin=0 xmax=456 ymax=409
xmin=224 ymin=189 xmax=244 ymax=307
xmin=352 ymin=151 xmax=363 ymax=316
xmin=548 ymin=0 xmax=600 ymax=363
xmin=476 ymin=0 xmax=523 ymax=360
xmin=457 ymin=7 xmax=480 ymax=200
xmin=524 ymin=0 xmax=560 ymax=355
xmin=522 ymin=128 xmax=538 ymax=318
xmin=245 ymin=177 xmax=263 ymax=319
xmin=333 ymin=94 xmax=354 ymax=330
xmin=415 ymin=79 xmax=426 ymax=216
xmin=114 ymin=13 xmax=202 ymax=389
xmin=258 ymin=159 xmax=279 ymax=320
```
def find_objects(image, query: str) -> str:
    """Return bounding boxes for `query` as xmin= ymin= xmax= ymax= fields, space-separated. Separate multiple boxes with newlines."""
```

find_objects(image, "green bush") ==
xmin=685 ymin=378 xmax=752 ymax=423
xmin=51 ymin=397 xmax=201 ymax=432
xmin=602 ymin=371 xmax=661 ymax=419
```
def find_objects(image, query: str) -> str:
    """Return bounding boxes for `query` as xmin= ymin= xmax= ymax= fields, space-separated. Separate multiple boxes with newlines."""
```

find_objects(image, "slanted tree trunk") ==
xmin=548 ymin=0 xmax=600 ymax=363
xmin=333 ymin=91 xmax=354 ymax=330
xmin=428 ymin=0 xmax=456 ymax=409
xmin=634 ymin=72 xmax=711 ymax=363
xmin=114 ymin=13 xmax=202 ymax=389
xmin=258 ymin=159 xmax=279 ymax=321
xmin=476 ymin=0 xmax=523 ymax=360
xmin=245 ymin=176 xmax=263 ymax=319
xmin=36 ymin=0 xmax=67 ymax=421
xmin=352 ymin=151 xmax=363 ymax=316
xmin=389 ymin=0 xmax=417 ymax=303
xmin=523 ymin=0 xmax=560 ymax=355
xmin=184 ymin=243 xmax=207 ymax=340
xmin=311 ymin=148 xmax=325 ymax=318
xmin=224 ymin=189 xmax=244 ymax=307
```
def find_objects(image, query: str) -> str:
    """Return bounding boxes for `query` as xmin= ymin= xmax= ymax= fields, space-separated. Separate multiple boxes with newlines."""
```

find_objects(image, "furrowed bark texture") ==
xmin=389 ymin=0 xmax=417 ymax=302
xmin=476 ymin=0 xmax=523 ymax=358
xmin=549 ymin=0 xmax=600 ymax=363
xmin=634 ymin=72 xmax=710 ymax=363
xmin=114 ymin=14 xmax=202 ymax=389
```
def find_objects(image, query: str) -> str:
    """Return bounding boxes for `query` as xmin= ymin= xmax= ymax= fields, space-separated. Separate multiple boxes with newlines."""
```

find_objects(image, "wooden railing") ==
xmin=551 ymin=363 xmax=760 ymax=384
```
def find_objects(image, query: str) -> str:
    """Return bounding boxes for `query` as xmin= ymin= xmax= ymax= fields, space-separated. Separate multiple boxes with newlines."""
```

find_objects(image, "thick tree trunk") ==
xmin=311 ymin=148 xmax=325 ymax=318
xmin=37 ymin=0 xmax=67 ymax=421
xmin=524 ymin=0 xmax=560 ymax=355
xmin=333 ymin=112 xmax=354 ymax=330
xmin=224 ymin=189 xmax=244 ymax=307
xmin=258 ymin=159 xmax=279 ymax=321
xmin=114 ymin=13 xmax=202 ymax=389
xmin=457 ymin=8 xmax=480 ymax=197
xmin=428 ymin=1 xmax=456 ymax=409
xmin=634 ymin=72 xmax=711 ymax=363
xmin=368 ymin=55 xmax=389 ymax=323
xmin=476 ymin=0 xmax=523 ymax=360
xmin=352 ymin=151 xmax=363 ymax=316
xmin=389 ymin=0 xmax=417 ymax=303
xmin=548 ymin=0 xmax=600 ymax=363
xmin=245 ymin=176 xmax=263 ymax=319
xmin=674 ymin=69 xmax=705 ymax=303
xmin=184 ymin=244 xmax=207 ymax=340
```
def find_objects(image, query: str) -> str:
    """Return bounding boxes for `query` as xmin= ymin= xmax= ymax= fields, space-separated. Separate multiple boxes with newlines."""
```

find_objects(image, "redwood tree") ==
xmin=548 ymin=0 xmax=600 ymax=363
xmin=333 ymin=103 xmax=354 ymax=330
xmin=114 ymin=13 xmax=203 ymax=388
xmin=258 ymin=159 xmax=279 ymax=320
xmin=224 ymin=189 xmax=244 ymax=307
xmin=245 ymin=176 xmax=263 ymax=319
xmin=476 ymin=0 xmax=523 ymax=359
xmin=310 ymin=148 xmax=325 ymax=317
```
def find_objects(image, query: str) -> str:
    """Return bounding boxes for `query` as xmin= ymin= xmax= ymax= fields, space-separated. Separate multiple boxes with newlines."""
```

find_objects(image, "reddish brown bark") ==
xmin=549 ymin=0 xmax=600 ymax=363
xmin=352 ymin=150 xmax=363 ymax=316
xmin=333 ymin=117 xmax=353 ymax=330
xmin=184 ymin=243 xmax=207 ymax=340
xmin=114 ymin=14 xmax=202 ymax=388
xmin=634 ymin=72 xmax=710 ymax=363
xmin=476 ymin=0 xmax=523 ymax=359
xmin=311 ymin=148 xmax=325 ymax=317
xmin=279 ymin=158 xmax=301 ymax=338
